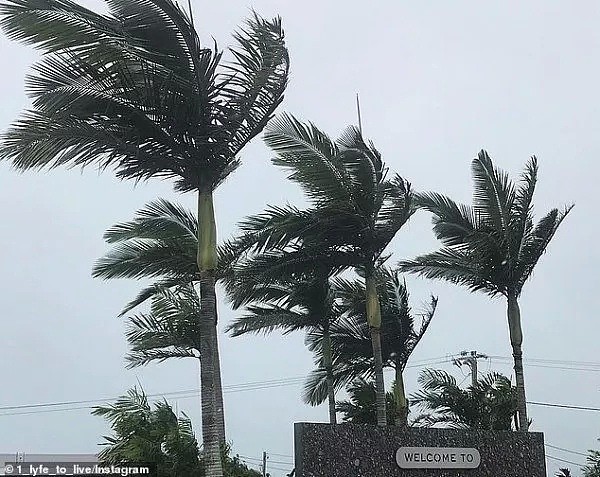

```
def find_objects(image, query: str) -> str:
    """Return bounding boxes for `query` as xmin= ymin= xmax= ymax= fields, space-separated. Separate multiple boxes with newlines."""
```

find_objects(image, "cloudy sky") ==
xmin=1 ymin=1 xmax=598 ymax=476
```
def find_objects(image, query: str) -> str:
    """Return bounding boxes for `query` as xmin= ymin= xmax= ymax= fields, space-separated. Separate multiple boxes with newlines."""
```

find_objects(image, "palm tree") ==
xmin=336 ymin=378 xmax=397 ymax=425
xmin=583 ymin=441 xmax=600 ymax=477
xmin=93 ymin=387 xmax=262 ymax=477
xmin=225 ymin=115 xmax=414 ymax=426
xmin=556 ymin=469 xmax=572 ymax=477
xmin=92 ymin=387 xmax=203 ymax=477
xmin=225 ymin=261 xmax=341 ymax=424
xmin=303 ymin=269 xmax=437 ymax=426
xmin=93 ymin=199 xmax=227 ymax=446
xmin=410 ymin=369 xmax=518 ymax=431
xmin=1 ymin=2 xmax=289 ymax=473
xmin=399 ymin=151 xmax=573 ymax=431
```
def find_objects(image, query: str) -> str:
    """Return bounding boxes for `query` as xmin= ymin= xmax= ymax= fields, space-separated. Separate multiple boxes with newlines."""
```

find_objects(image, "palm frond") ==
xmin=119 ymin=277 xmax=188 ymax=317
xmin=93 ymin=238 xmax=196 ymax=280
xmin=509 ymin=156 xmax=538 ymax=265
xmin=415 ymin=191 xmax=480 ymax=247
xmin=515 ymin=204 xmax=574 ymax=293
xmin=471 ymin=150 xmax=515 ymax=235
xmin=302 ymin=362 xmax=368 ymax=406
xmin=265 ymin=113 xmax=353 ymax=206
xmin=399 ymin=249 xmax=500 ymax=296
xmin=226 ymin=306 xmax=310 ymax=337
xmin=123 ymin=284 xmax=202 ymax=367
xmin=220 ymin=12 xmax=289 ymax=157
xmin=104 ymin=199 xmax=198 ymax=243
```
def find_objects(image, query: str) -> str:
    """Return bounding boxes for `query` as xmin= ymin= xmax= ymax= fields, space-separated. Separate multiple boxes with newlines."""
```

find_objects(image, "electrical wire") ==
xmin=3 ymin=357 xmax=600 ymax=418
xmin=545 ymin=443 xmax=589 ymax=458
xmin=546 ymin=454 xmax=585 ymax=467
xmin=269 ymin=452 xmax=293 ymax=458
xmin=528 ymin=401 xmax=600 ymax=412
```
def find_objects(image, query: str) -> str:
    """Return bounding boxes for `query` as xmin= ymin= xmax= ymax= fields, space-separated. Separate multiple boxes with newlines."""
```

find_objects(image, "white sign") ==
xmin=396 ymin=447 xmax=481 ymax=469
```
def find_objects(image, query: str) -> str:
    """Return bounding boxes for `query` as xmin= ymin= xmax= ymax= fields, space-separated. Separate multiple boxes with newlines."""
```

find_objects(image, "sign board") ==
xmin=294 ymin=423 xmax=547 ymax=477
xmin=396 ymin=447 xmax=481 ymax=469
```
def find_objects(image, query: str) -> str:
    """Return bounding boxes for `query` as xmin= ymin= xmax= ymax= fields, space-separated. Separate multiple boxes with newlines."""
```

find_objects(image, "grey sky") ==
xmin=0 ymin=1 xmax=598 ymax=475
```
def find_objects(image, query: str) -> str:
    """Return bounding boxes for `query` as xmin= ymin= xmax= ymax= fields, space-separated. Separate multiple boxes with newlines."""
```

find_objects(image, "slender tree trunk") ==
xmin=213 ymin=329 xmax=226 ymax=445
xmin=507 ymin=293 xmax=529 ymax=432
xmin=321 ymin=323 xmax=337 ymax=424
xmin=197 ymin=190 xmax=223 ymax=477
xmin=366 ymin=273 xmax=387 ymax=427
xmin=394 ymin=364 xmax=408 ymax=427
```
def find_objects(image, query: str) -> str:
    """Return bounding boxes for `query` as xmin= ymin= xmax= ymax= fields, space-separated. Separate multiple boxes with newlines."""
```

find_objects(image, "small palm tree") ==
xmin=92 ymin=387 xmax=203 ymax=477
xmin=400 ymin=151 xmax=573 ymax=431
xmin=583 ymin=441 xmax=600 ymax=477
xmin=556 ymin=469 xmax=572 ymax=477
xmin=93 ymin=387 xmax=262 ymax=477
xmin=336 ymin=378 xmax=397 ymax=426
xmin=1 ymin=2 xmax=288 ymax=474
xmin=227 ymin=115 xmax=414 ymax=426
xmin=410 ymin=369 xmax=518 ymax=430
xmin=303 ymin=269 xmax=437 ymax=426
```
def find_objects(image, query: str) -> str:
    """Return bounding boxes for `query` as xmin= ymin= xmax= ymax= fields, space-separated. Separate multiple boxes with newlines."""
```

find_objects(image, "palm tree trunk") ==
xmin=394 ymin=364 xmax=408 ymax=427
xmin=365 ymin=274 xmax=387 ymax=427
xmin=197 ymin=190 xmax=223 ymax=477
xmin=213 ymin=329 xmax=226 ymax=445
xmin=321 ymin=322 xmax=337 ymax=424
xmin=507 ymin=293 xmax=529 ymax=432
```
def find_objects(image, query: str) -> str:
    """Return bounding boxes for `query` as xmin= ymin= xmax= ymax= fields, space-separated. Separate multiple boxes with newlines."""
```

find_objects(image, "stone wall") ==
xmin=294 ymin=423 xmax=546 ymax=477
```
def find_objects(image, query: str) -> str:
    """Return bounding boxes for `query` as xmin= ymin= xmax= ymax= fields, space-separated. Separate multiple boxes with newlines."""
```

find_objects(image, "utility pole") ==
xmin=262 ymin=451 xmax=267 ymax=477
xmin=454 ymin=350 xmax=488 ymax=387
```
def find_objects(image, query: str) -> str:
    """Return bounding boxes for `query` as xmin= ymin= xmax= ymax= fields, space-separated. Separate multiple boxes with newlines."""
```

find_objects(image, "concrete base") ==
xmin=294 ymin=423 xmax=546 ymax=477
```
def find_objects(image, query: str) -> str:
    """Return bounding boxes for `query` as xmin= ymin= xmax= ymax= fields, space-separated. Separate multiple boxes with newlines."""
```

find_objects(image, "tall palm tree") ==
xmin=225 ymin=262 xmax=340 ymax=424
xmin=399 ymin=151 xmax=573 ymax=431
xmin=303 ymin=269 xmax=437 ymax=426
xmin=410 ymin=369 xmax=518 ymax=431
xmin=92 ymin=387 xmax=204 ymax=477
xmin=226 ymin=115 xmax=414 ymax=426
xmin=93 ymin=199 xmax=233 ymax=446
xmin=1 ymin=2 xmax=289 ymax=473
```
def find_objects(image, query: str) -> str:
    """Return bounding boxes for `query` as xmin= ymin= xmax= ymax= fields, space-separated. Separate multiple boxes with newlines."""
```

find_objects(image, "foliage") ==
xmin=302 ymin=269 xmax=437 ymax=405
xmin=0 ymin=0 xmax=289 ymax=193
xmin=92 ymin=387 xmax=203 ymax=476
xmin=400 ymin=151 xmax=573 ymax=299
xmin=223 ymin=451 xmax=262 ymax=477
xmin=125 ymin=283 xmax=202 ymax=367
xmin=583 ymin=441 xmax=600 ymax=477
xmin=219 ymin=114 xmax=414 ymax=425
xmin=92 ymin=387 xmax=262 ymax=477
xmin=410 ymin=369 xmax=518 ymax=430
xmin=556 ymin=469 xmax=572 ymax=477
xmin=336 ymin=378 xmax=397 ymax=425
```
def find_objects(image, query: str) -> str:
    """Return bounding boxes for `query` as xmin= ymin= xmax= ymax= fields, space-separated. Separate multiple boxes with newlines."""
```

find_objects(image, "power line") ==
xmin=528 ymin=401 xmax=600 ymax=412
xmin=488 ymin=355 xmax=600 ymax=367
xmin=3 ymin=358 xmax=600 ymax=418
xmin=268 ymin=458 xmax=294 ymax=465
xmin=269 ymin=452 xmax=293 ymax=458
xmin=2 ymin=358 xmax=462 ymax=415
xmin=545 ymin=443 xmax=589 ymax=458
xmin=0 ymin=378 xmax=307 ymax=416
xmin=546 ymin=454 xmax=584 ymax=467
xmin=0 ymin=376 xmax=307 ymax=412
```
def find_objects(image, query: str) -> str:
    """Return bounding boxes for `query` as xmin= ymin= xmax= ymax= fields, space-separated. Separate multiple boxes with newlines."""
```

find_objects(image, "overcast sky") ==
xmin=1 ymin=1 xmax=598 ymax=476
